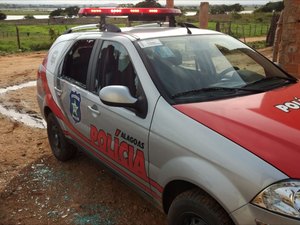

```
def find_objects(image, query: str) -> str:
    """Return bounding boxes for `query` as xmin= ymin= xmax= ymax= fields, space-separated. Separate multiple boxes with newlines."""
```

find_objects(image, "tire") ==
xmin=167 ymin=189 xmax=234 ymax=225
xmin=47 ymin=113 xmax=76 ymax=161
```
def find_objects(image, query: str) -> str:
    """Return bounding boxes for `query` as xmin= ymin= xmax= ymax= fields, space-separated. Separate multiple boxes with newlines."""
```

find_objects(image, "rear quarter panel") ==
xmin=36 ymin=36 xmax=73 ymax=122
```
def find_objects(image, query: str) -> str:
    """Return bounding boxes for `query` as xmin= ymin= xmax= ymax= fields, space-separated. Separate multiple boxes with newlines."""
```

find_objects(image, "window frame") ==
xmin=90 ymin=40 xmax=141 ymax=98
xmin=60 ymin=39 xmax=96 ymax=89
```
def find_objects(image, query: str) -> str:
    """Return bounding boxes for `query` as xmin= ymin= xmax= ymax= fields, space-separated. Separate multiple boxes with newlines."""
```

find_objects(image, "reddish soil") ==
xmin=0 ymin=52 xmax=166 ymax=225
xmin=0 ymin=48 xmax=272 ymax=225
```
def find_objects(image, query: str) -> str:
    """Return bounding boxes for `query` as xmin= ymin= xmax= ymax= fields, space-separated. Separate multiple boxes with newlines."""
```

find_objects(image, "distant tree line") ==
xmin=119 ymin=0 xmax=162 ymax=8
xmin=209 ymin=4 xmax=244 ymax=15
xmin=24 ymin=15 xmax=35 ymax=19
xmin=254 ymin=1 xmax=284 ymax=13
xmin=48 ymin=0 xmax=284 ymax=18
xmin=0 ymin=12 xmax=7 ymax=20
xmin=50 ymin=6 xmax=80 ymax=18
xmin=135 ymin=0 xmax=162 ymax=8
xmin=50 ymin=1 xmax=162 ymax=17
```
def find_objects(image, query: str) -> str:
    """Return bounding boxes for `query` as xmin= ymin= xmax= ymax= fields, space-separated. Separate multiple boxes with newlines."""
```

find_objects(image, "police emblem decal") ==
xmin=70 ymin=91 xmax=81 ymax=123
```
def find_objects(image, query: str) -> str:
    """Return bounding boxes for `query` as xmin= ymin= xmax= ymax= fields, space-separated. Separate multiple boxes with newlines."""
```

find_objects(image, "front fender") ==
xmin=149 ymin=97 xmax=288 ymax=213
xmin=157 ymin=156 xmax=248 ymax=213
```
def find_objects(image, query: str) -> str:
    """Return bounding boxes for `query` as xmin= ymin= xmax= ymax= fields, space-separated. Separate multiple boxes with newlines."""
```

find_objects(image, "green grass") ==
xmin=0 ymin=19 xmax=269 ymax=53
xmin=247 ymin=40 xmax=267 ymax=49
xmin=191 ymin=21 xmax=268 ymax=38
xmin=219 ymin=23 xmax=269 ymax=38
xmin=0 ymin=24 xmax=71 ymax=53
xmin=0 ymin=9 xmax=50 ymax=15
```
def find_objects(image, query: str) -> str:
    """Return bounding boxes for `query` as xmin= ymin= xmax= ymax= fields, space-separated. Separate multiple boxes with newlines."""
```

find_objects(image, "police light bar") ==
xmin=78 ymin=7 xmax=182 ymax=17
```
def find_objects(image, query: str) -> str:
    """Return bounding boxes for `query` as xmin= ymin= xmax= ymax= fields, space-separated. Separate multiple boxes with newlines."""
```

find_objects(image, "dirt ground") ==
xmin=0 ymin=52 xmax=166 ymax=225
xmin=0 ymin=47 xmax=273 ymax=225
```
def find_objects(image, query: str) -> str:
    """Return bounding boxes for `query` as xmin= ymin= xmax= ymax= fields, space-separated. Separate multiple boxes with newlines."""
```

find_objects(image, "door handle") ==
xmin=88 ymin=105 xmax=100 ymax=115
xmin=54 ymin=87 xmax=63 ymax=96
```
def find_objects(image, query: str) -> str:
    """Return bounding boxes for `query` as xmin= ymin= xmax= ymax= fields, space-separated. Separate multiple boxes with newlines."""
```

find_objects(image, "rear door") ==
xmin=55 ymin=39 xmax=97 ymax=141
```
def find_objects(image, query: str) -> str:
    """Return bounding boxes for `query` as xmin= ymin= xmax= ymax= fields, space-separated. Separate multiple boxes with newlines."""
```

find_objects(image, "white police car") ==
xmin=37 ymin=7 xmax=300 ymax=225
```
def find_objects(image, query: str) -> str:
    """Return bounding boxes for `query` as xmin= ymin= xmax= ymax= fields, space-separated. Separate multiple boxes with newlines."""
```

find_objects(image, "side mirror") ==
xmin=99 ymin=85 xmax=137 ymax=107
xmin=99 ymin=85 xmax=148 ymax=118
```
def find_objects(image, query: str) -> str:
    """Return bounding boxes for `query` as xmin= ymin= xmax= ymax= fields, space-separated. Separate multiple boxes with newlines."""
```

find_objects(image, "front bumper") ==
xmin=231 ymin=203 xmax=300 ymax=225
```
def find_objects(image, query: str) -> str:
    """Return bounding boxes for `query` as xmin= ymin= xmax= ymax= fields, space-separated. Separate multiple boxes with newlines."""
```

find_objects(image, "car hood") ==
xmin=174 ymin=82 xmax=300 ymax=178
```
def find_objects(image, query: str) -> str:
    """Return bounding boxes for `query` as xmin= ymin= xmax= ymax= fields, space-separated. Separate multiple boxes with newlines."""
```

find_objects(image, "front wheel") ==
xmin=167 ymin=189 xmax=234 ymax=225
xmin=47 ymin=113 xmax=76 ymax=161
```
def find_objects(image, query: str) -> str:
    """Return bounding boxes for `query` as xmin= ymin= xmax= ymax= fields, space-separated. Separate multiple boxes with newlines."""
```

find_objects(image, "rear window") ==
xmin=61 ymin=39 xmax=95 ymax=88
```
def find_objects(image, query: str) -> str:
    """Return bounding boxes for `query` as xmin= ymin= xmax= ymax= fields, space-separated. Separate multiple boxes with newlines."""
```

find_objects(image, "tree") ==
xmin=24 ymin=14 xmax=35 ymax=19
xmin=210 ymin=4 xmax=244 ymax=15
xmin=0 ymin=12 xmax=6 ymax=20
xmin=135 ymin=0 xmax=162 ymax=8
xmin=255 ymin=1 xmax=284 ymax=12
xmin=229 ymin=4 xmax=244 ymax=12
xmin=231 ymin=12 xmax=242 ymax=20
xmin=210 ymin=5 xmax=227 ymax=15
xmin=65 ymin=6 xmax=79 ymax=17
xmin=50 ymin=6 xmax=79 ymax=18
xmin=119 ymin=3 xmax=135 ymax=7
xmin=50 ymin=8 xmax=65 ymax=17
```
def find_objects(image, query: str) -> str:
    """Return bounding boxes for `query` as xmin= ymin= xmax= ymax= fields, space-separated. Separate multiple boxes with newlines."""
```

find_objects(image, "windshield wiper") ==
xmin=171 ymin=86 xmax=262 ymax=99
xmin=243 ymin=76 xmax=297 ymax=89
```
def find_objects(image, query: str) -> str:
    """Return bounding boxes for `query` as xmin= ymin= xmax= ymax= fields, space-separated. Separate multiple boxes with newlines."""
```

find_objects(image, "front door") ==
xmin=85 ymin=40 xmax=156 ymax=196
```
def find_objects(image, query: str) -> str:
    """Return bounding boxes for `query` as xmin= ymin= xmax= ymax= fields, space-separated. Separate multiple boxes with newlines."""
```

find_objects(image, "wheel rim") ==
xmin=50 ymin=123 xmax=61 ymax=154
xmin=182 ymin=213 xmax=207 ymax=225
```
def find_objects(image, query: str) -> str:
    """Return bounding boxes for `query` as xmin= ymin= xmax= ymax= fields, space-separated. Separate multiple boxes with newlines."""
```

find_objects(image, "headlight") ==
xmin=252 ymin=180 xmax=300 ymax=218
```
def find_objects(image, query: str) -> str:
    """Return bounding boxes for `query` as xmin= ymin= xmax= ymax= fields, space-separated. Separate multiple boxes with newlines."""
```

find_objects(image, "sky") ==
xmin=1 ymin=0 xmax=282 ymax=6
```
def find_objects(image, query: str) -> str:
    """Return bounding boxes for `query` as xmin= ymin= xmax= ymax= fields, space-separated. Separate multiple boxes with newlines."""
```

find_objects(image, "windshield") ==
xmin=138 ymin=34 xmax=296 ymax=103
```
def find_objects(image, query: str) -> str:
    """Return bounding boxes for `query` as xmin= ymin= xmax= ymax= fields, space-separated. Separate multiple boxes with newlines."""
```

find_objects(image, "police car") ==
xmin=37 ymin=7 xmax=300 ymax=225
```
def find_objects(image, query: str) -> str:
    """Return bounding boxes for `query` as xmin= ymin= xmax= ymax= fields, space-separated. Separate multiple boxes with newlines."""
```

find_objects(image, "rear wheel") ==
xmin=47 ymin=113 xmax=76 ymax=161
xmin=167 ymin=189 xmax=234 ymax=225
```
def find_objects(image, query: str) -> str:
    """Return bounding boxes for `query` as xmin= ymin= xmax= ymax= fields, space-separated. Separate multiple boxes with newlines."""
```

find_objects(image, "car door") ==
xmin=84 ymin=39 xmax=160 ymax=197
xmin=55 ymin=39 xmax=97 ymax=141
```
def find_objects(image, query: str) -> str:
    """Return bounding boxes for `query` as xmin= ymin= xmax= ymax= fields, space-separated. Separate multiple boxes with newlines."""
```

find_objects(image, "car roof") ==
xmin=58 ymin=26 xmax=222 ymax=43
xmin=120 ymin=27 xmax=221 ymax=40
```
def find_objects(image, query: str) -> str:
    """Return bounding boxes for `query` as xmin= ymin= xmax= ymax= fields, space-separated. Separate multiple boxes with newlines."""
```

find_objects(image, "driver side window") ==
xmin=94 ymin=41 xmax=139 ymax=97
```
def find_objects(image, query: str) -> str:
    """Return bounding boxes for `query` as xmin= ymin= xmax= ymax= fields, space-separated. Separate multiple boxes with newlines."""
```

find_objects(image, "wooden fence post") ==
xmin=15 ymin=25 xmax=21 ymax=50
xmin=242 ymin=25 xmax=246 ymax=43
xmin=266 ymin=13 xmax=279 ymax=47
xmin=216 ymin=21 xmax=220 ymax=31
xmin=249 ymin=25 xmax=252 ymax=37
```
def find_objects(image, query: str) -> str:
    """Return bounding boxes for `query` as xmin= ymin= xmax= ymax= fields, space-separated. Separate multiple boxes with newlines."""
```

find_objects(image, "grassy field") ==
xmin=0 ymin=9 xmax=50 ymax=15
xmin=0 ymin=24 xmax=71 ymax=53
xmin=0 ymin=16 xmax=270 ymax=53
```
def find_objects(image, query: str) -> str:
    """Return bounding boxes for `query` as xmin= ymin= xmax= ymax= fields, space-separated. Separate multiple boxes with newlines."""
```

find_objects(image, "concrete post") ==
xmin=166 ymin=0 xmax=174 ymax=8
xmin=199 ymin=2 xmax=209 ymax=29
xmin=278 ymin=0 xmax=300 ymax=77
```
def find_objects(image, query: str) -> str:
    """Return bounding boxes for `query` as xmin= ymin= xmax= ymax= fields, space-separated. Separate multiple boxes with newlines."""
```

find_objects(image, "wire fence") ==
xmin=216 ymin=22 xmax=270 ymax=39
xmin=0 ymin=22 xmax=270 ymax=52
xmin=0 ymin=25 xmax=67 ymax=52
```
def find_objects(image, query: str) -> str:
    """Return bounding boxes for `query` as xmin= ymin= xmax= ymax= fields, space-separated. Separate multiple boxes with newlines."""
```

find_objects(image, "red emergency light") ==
xmin=77 ymin=7 xmax=182 ymax=30
xmin=78 ymin=7 xmax=182 ymax=17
